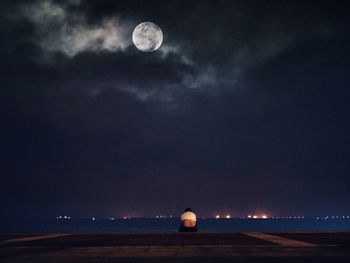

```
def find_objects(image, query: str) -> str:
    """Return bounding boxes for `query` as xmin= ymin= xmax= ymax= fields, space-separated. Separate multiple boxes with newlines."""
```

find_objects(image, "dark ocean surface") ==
xmin=1 ymin=218 xmax=350 ymax=233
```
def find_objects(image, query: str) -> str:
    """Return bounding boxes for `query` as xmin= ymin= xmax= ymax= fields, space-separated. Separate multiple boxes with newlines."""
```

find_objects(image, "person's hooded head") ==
xmin=181 ymin=207 xmax=197 ymax=224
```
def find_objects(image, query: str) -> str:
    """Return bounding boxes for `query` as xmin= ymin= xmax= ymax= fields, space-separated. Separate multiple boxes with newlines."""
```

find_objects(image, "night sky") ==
xmin=1 ymin=0 xmax=350 ymax=219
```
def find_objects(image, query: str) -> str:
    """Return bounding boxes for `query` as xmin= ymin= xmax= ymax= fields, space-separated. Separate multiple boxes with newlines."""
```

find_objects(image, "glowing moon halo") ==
xmin=132 ymin=22 xmax=163 ymax=52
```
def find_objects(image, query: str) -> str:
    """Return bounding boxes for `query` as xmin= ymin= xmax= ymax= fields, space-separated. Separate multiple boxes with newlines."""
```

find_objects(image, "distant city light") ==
xmin=155 ymin=215 xmax=172 ymax=219
xmin=56 ymin=215 xmax=70 ymax=220
xmin=205 ymin=214 xmax=348 ymax=220
xmin=55 ymin=213 xmax=350 ymax=221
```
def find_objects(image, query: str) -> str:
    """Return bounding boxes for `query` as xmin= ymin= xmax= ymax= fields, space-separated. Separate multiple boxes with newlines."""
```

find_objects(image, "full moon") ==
xmin=132 ymin=22 xmax=163 ymax=52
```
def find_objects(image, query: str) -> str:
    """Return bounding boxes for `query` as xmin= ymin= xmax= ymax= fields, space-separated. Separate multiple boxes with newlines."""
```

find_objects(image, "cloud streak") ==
xmin=17 ymin=0 xmax=337 ymax=106
xmin=21 ymin=0 xmax=132 ymax=57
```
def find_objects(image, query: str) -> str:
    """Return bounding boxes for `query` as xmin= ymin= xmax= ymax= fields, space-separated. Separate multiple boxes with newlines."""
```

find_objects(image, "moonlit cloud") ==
xmin=21 ymin=0 xmax=132 ymax=57
xmin=159 ymin=44 xmax=193 ymax=65
xmin=17 ymin=0 xmax=337 ymax=106
xmin=183 ymin=66 xmax=217 ymax=90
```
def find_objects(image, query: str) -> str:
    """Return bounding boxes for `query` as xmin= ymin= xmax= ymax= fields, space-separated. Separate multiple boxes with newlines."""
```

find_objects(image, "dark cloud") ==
xmin=1 ymin=0 xmax=350 ymax=218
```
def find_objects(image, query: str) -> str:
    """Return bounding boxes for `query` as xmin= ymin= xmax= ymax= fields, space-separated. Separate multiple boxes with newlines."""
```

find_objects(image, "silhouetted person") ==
xmin=179 ymin=207 xmax=198 ymax=232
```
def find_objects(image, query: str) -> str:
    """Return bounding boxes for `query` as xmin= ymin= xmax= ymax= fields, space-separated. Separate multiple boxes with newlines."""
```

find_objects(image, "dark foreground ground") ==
xmin=1 ymin=232 xmax=350 ymax=262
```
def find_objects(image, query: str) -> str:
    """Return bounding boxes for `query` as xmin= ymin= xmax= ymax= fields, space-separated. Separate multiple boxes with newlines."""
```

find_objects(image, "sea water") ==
xmin=1 ymin=218 xmax=350 ymax=233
